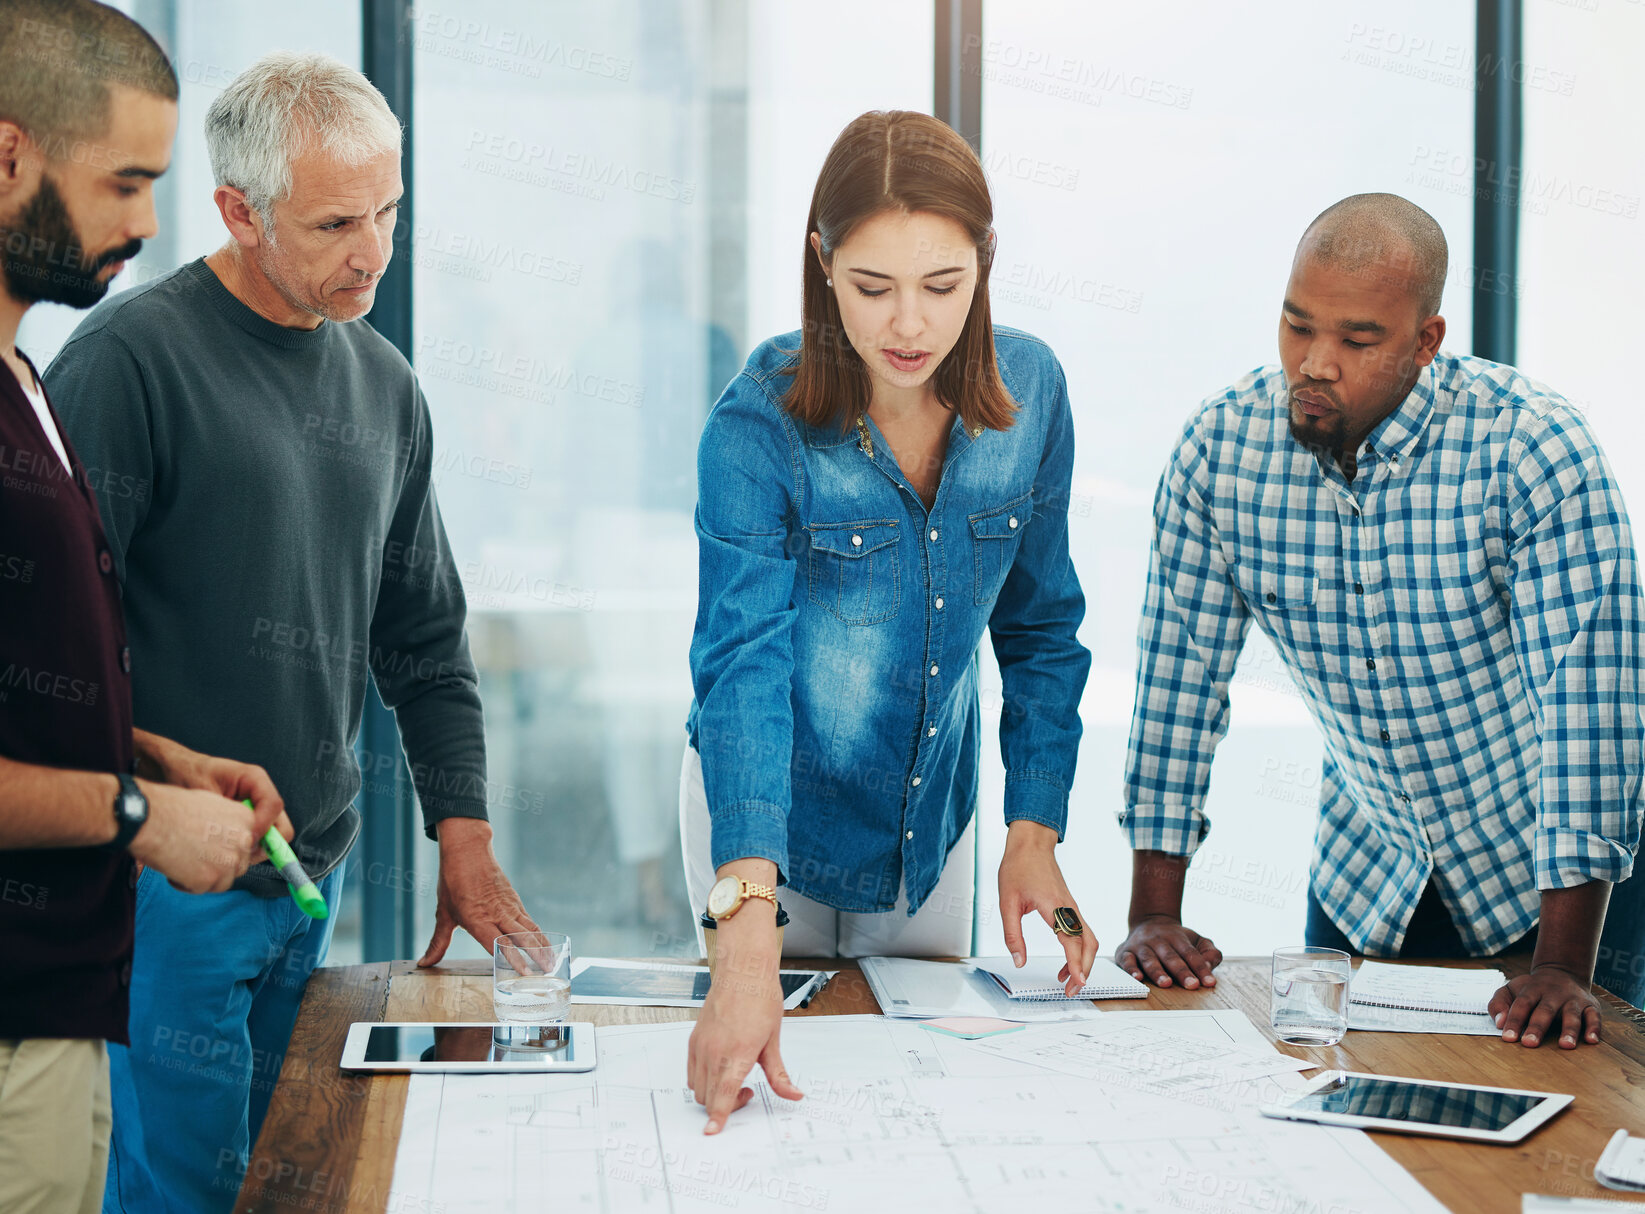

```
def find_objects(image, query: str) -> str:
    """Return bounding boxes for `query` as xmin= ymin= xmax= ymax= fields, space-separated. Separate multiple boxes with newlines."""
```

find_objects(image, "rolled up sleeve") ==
xmin=1508 ymin=413 xmax=1644 ymax=890
xmin=1121 ymin=408 xmax=1254 ymax=858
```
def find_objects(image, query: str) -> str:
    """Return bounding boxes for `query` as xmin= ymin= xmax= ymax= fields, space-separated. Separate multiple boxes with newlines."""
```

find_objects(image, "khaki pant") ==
xmin=0 ymin=1037 xmax=111 ymax=1214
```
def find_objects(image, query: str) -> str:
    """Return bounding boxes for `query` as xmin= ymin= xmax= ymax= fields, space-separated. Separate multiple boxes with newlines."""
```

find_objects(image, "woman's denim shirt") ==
xmin=687 ymin=326 xmax=1090 ymax=914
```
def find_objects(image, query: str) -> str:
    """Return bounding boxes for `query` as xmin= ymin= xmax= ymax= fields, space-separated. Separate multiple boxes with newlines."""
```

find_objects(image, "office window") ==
xmin=978 ymin=0 xmax=1474 ymax=956
xmin=1519 ymin=2 xmax=1643 ymax=517
xmin=409 ymin=0 xmax=934 ymax=960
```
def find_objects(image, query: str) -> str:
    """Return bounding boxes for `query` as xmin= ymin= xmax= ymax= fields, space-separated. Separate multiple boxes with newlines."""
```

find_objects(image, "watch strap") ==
xmin=108 ymin=773 xmax=147 ymax=852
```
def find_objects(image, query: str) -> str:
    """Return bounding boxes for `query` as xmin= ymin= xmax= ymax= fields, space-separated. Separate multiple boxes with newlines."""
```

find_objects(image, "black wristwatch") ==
xmin=107 ymin=773 xmax=149 ymax=852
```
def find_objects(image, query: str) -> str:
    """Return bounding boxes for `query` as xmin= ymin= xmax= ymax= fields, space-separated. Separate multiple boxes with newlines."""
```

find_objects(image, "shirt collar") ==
xmin=1361 ymin=360 xmax=1440 ymax=470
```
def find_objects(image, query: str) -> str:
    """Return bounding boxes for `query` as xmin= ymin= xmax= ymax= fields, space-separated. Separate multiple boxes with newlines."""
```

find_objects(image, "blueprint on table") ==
xmin=388 ymin=1013 xmax=1447 ymax=1213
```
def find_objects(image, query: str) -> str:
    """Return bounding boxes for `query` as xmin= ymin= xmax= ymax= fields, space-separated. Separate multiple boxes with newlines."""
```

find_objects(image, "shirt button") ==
xmin=1008 ymin=516 xmax=1018 ymax=529
xmin=1352 ymin=507 xmax=1360 ymax=518
xmin=928 ymin=726 xmax=937 ymax=737
xmin=1380 ymin=729 xmax=1391 ymax=743
xmin=911 ymin=776 xmax=922 ymax=787
xmin=1366 ymin=658 xmax=1376 ymax=671
xmin=1354 ymin=582 xmax=1364 ymax=594
xmin=929 ymin=529 xmax=939 ymax=542
xmin=905 ymin=830 xmax=914 ymax=840
xmin=934 ymin=597 xmax=944 ymax=610
xmin=929 ymin=664 xmax=939 ymax=677
xmin=99 ymin=550 xmax=113 ymax=574
xmin=1265 ymin=592 xmax=1276 ymax=604
xmin=120 ymin=647 xmax=132 ymax=673
xmin=851 ymin=534 xmax=862 ymax=547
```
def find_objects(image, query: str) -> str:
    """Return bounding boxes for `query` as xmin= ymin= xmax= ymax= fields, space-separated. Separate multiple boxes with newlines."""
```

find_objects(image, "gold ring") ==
xmin=1052 ymin=907 xmax=1083 ymax=937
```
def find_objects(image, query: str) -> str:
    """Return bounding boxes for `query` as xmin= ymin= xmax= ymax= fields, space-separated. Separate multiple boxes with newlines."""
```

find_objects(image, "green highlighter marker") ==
xmin=243 ymin=799 xmax=327 ymax=919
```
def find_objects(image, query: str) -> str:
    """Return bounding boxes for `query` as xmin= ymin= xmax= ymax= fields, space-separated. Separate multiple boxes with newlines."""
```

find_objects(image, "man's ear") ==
xmin=212 ymin=183 xmax=265 ymax=250
xmin=0 ymin=121 xmax=43 ymax=205
xmin=1413 ymin=313 xmax=1446 ymax=367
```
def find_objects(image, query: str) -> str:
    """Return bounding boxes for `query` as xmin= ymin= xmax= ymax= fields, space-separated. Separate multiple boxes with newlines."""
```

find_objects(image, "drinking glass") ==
xmin=493 ymin=931 xmax=571 ymax=1048
xmin=1270 ymin=946 xmax=1351 ymax=1046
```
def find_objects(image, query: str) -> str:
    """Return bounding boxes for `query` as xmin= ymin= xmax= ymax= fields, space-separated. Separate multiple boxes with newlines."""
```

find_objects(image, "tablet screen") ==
xmin=1291 ymin=1074 xmax=1544 ymax=1132
xmin=571 ymin=965 xmax=818 ymax=1003
xmin=363 ymin=1023 xmax=583 ymax=1064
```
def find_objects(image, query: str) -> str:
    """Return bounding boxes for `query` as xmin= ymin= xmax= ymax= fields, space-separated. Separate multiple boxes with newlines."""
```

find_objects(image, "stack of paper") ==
xmin=1347 ymin=961 xmax=1506 ymax=1035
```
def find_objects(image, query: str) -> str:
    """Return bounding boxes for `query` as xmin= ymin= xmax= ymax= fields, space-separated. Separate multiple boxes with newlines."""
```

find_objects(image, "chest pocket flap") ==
xmin=1233 ymin=559 xmax=1319 ymax=610
xmin=808 ymin=521 xmax=899 ymax=557
xmin=806 ymin=520 xmax=901 ymax=625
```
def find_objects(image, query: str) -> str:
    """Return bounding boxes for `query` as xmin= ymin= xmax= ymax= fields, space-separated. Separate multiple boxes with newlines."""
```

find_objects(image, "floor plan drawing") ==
xmin=390 ymin=1015 xmax=1447 ymax=1213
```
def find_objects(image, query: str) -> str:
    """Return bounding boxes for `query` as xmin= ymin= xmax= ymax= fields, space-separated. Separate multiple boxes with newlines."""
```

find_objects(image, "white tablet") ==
xmin=1259 ymin=1070 xmax=1571 ymax=1144
xmin=340 ymin=1022 xmax=597 ymax=1073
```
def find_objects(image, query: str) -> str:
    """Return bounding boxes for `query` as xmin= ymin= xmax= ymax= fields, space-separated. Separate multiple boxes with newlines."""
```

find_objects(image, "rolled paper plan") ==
xmin=243 ymin=798 xmax=327 ymax=919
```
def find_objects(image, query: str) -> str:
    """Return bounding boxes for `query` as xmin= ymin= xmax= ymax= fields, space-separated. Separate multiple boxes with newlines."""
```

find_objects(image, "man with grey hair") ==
xmin=1116 ymin=193 xmax=1642 ymax=1051
xmin=48 ymin=52 xmax=540 ymax=1213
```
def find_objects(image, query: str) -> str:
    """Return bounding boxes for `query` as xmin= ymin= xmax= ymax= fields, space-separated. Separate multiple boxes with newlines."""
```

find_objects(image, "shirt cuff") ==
xmin=420 ymin=803 xmax=490 ymax=843
xmin=1003 ymin=773 xmax=1070 ymax=841
xmin=1533 ymin=827 xmax=1636 ymax=890
xmin=1117 ymin=802 xmax=1208 ymax=858
xmin=710 ymin=799 xmax=789 ymax=884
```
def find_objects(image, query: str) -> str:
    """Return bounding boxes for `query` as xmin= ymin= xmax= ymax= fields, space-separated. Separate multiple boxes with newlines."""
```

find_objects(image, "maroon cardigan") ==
xmin=0 ymin=351 xmax=137 ymax=1044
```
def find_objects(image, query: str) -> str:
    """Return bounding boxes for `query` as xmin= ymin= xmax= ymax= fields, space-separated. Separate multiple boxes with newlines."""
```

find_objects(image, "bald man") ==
xmin=1116 ymin=193 xmax=1642 ymax=1050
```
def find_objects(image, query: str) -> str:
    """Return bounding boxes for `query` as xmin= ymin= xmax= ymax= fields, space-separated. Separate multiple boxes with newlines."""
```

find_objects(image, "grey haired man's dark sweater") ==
xmin=47 ymin=258 xmax=487 ymax=896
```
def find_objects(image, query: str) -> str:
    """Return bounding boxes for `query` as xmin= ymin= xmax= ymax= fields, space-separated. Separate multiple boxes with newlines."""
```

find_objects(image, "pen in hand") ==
xmin=243 ymin=798 xmax=327 ymax=919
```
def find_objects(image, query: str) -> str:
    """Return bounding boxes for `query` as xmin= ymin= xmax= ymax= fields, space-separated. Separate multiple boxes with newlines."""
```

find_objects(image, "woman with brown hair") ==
xmin=682 ymin=110 xmax=1093 ymax=1131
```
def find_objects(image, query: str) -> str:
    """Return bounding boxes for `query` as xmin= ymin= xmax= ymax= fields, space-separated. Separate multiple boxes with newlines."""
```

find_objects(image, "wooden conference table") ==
xmin=232 ymin=955 xmax=1645 ymax=1214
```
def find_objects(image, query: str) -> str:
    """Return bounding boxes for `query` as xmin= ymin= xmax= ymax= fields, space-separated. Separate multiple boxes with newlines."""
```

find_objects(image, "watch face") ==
xmin=707 ymin=876 xmax=739 ymax=918
xmin=117 ymin=791 xmax=146 ymax=825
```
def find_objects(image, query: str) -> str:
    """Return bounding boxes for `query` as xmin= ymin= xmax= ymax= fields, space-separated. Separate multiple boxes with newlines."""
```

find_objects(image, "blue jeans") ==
xmin=1305 ymin=881 xmax=1537 ymax=958
xmin=102 ymin=864 xmax=343 ymax=1214
xmin=1597 ymin=867 xmax=1645 ymax=1008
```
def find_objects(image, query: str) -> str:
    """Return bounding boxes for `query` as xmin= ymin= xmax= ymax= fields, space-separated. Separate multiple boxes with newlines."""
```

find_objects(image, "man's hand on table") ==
xmin=418 ymin=817 xmax=541 ymax=966
xmin=1487 ymin=880 xmax=1613 ymax=1049
xmin=1489 ymin=965 xmax=1603 ymax=1049
xmin=1116 ymin=914 xmax=1222 ymax=990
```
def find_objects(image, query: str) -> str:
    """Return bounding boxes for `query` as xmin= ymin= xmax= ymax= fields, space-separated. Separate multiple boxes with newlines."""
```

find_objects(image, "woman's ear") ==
xmin=809 ymin=230 xmax=830 ymax=279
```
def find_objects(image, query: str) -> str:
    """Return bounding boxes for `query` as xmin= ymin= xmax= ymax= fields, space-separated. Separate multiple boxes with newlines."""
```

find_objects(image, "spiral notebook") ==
xmin=1348 ymin=961 xmax=1506 ymax=1015
xmin=972 ymin=956 xmax=1150 ymax=1001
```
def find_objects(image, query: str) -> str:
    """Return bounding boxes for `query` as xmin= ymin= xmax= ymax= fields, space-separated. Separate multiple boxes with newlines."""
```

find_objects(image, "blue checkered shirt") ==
xmin=1122 ymin=353 xmax=1644 ymax=956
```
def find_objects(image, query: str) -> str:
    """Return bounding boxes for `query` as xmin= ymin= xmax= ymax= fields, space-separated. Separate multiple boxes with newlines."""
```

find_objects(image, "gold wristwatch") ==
xmin=706 ymin=874 xmax=777 ymax=921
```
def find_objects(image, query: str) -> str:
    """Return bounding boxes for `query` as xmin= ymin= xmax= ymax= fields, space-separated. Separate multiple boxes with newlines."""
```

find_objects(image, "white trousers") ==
xmin=679 ymin=746 xmax=976 ymax=958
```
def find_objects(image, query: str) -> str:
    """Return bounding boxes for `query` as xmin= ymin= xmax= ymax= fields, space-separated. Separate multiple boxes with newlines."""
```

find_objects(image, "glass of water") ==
xmin=1270 ymin=946 xmax=1351 ymax=1046
xmin=493 ymin=932 xmax=571 ymax=1048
